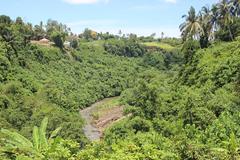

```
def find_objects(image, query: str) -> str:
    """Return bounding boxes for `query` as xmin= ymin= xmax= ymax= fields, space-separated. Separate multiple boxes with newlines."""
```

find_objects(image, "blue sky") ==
xmin=0 ymin=0 xmax=218 ymax=37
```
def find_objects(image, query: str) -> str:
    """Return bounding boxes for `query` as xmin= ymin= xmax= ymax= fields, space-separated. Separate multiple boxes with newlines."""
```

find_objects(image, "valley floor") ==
xmin=80 ymin=97 xmax=123 ymax=141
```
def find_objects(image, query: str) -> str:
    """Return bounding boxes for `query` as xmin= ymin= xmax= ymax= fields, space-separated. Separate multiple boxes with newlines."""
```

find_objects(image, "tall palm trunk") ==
xmin=228 ymin=25 xmax=234 ymax=40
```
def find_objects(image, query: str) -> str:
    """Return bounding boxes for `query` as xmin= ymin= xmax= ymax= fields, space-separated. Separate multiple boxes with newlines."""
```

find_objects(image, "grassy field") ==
xmin=143 ymin=42 xmax=175 ymax=51
xmin=91 ymin=97 xmax=121 ymax=120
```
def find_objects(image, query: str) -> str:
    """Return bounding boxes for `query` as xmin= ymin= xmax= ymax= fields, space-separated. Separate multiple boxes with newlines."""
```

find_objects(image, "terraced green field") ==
xmin=143 ymin=42 xmax=175 ymax=51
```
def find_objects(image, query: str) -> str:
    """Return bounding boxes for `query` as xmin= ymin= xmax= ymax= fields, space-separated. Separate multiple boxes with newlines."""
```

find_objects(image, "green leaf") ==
xmin=49 ymin=127 xmax=62 ymax=140
xmin=1 ymin=128 xmax=33 ymax=148
xmin=229 ymin=132 xmax=237 ymax=153
xmin=39 ymin=117 xmax=48 ymax=149
xmin=33 ymin=126 xmax=39 ymax=151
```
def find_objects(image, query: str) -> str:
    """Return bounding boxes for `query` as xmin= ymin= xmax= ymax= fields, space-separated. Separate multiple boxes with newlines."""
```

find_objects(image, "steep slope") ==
xmin=0 ymin=42 xmax=144 ymax=143
xmin=78 ymin=40 xmax=240 ymax=159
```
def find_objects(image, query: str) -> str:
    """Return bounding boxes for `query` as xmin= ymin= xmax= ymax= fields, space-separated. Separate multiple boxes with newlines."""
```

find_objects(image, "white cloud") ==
xmin=63 ymin=0 xmax=109 ymax=5
xmin=165 ymin=0 xmax=177 ymax=4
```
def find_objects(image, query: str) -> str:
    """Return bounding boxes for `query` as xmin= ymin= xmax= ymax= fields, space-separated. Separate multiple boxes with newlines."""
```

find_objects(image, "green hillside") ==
xmin=1 ymin=0 xmax=240 ymax=158
xmin=78 ymin=39 xmax=240 ymax=160
xmin=0 ymin=39 xmax=148 ymax=145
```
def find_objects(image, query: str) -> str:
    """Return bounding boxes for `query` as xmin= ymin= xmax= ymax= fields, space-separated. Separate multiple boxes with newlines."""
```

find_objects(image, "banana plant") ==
xmin=1 ymin=117 xmax=62 ymax=157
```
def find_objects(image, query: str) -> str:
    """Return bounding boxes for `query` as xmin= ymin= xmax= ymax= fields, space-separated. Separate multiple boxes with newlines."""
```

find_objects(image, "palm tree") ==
xmin=180 ymin=6 xmax=203 ymax=41
xmin=230 ymin=0 xmax=240 ymax=16
xmin=198 ymin=6 xmax=214 ymax=47
xmin=216 ymin=0 xmax=234 ymax=40
xmin=211 ymin=4 xmax=220 ymax=33
xmin=1 ymin=117 xmax=61 ymax=157
xmin=161 ymin=32 xmax=164 ymax=39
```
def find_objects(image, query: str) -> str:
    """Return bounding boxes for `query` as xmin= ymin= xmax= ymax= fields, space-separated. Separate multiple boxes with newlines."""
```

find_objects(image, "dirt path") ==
xmin=80 ymin=97 xmax=123 ymax=141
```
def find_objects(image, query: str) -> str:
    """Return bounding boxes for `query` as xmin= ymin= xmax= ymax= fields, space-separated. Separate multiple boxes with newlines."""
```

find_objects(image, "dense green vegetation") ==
xmin=0 ymin=15 xmax=152 ymax=158
xmin=77 ymin=38 xmax=240 ymax=160
xmin=180 ymin=0 xmax=240 ymax=49
xmin=0 ymin=0 xmax=240 ymax=159
xmin=103 ymin=38 xmax=146 ymax=57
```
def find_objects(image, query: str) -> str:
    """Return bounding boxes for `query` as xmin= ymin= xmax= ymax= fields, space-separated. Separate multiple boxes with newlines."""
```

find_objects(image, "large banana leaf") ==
xmin=1 ymin=129 xmax=33 ymax=148
xmin=33 ymin=126 xmax=39 ymax=151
